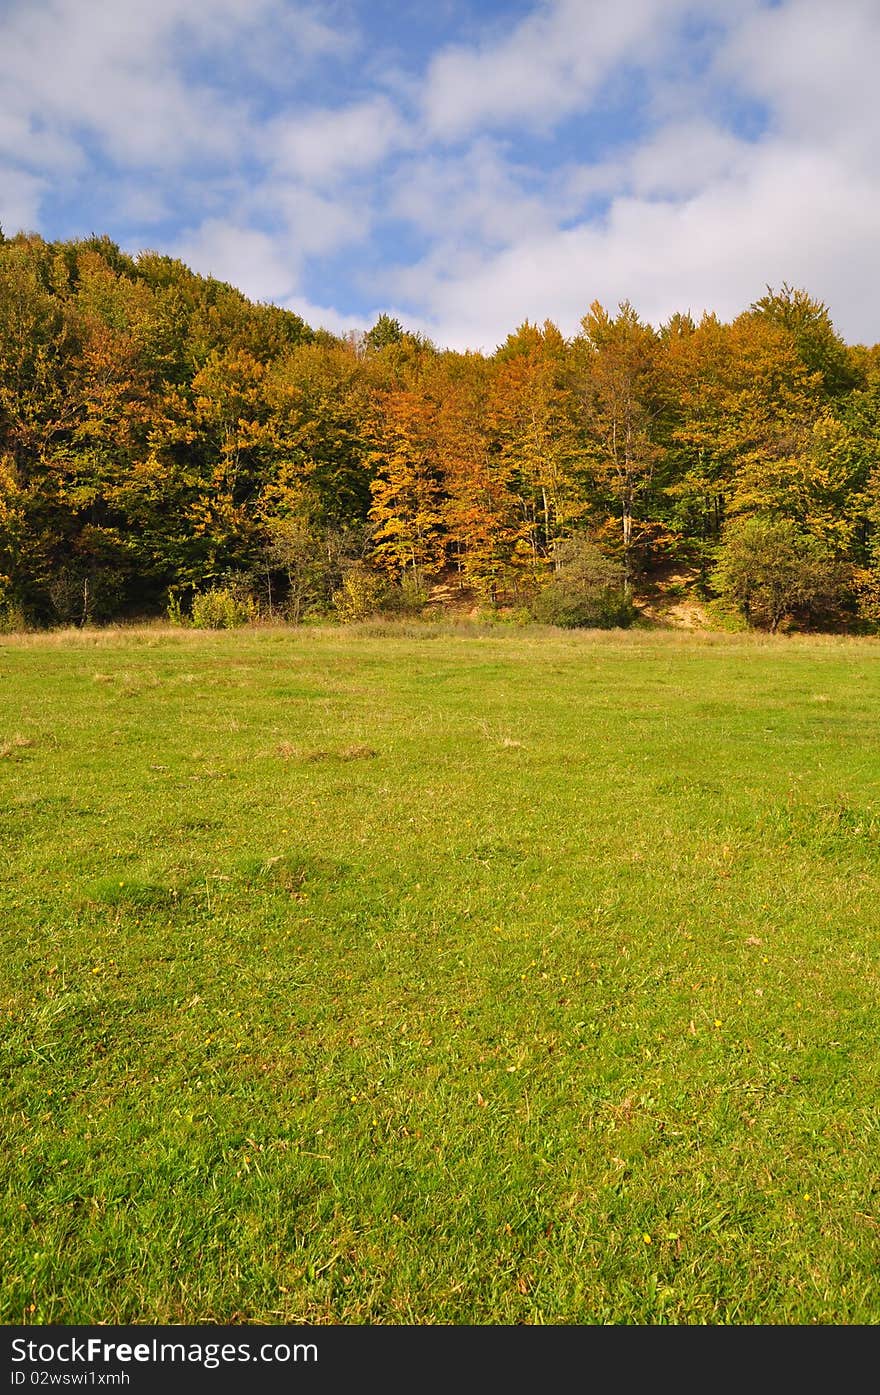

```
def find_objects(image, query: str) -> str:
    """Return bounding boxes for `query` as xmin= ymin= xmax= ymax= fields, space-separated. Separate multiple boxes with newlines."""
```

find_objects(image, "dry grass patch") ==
xmin=275 ymin=741 xmax=378 ymax=762
xmin=340 ymin=743 xmax=378 ymax=761
xmin=480 ymin=720 xmax=525 ymax=749
xmin=0 ymin=734 xmax=35 ymax=759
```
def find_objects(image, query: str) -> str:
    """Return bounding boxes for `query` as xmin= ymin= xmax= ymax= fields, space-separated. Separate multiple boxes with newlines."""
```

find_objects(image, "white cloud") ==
xmin=112 ymin=187 xmax=174 ymax=227
xmin=194 ymin=0 xmax=350 ymax=68
xmin=388 ymin=133 xmax=880 ymax=351
xmin=625 ymin=121 xmax=752 ymax=200
xmin=389 ymin=138 xmax=556 ymax=247
xmin=0 ymin=111 xmax=82 ymax=176
xmin=0 ymin=1 xmax=238 ymax=170
xmin=283 ymin=294 xmax=370 ymax=338
xmin=0 ymin=0 xmax=349 ymax=178
xmin=176 ymin=221 xmax=299 ymax=302
xmin=372 ymin=0 xmax=880 ymax=348
xmin=1 ymin=0 xmax=878 ymax=353
xmin=718 ymin=0 xmax=880 ymax=163
xmin=422 ymin=0 xmax=687 ymax=140
xmin=269 ymin=185 xmax=365 ymax=257
xmin=0 ymin=168 xmax=47 ymax=236
xmin=272 ymin=97 xmax=407 ymax=185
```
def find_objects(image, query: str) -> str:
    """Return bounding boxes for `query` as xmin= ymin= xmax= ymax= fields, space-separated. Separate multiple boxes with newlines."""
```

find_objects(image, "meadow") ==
xmin=1 ymin=621 xmax=879 ymax=1324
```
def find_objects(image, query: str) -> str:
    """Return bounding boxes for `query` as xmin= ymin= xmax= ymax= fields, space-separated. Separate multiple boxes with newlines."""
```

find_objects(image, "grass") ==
xmin=1 ymin=620 xmax=879 ymax=1324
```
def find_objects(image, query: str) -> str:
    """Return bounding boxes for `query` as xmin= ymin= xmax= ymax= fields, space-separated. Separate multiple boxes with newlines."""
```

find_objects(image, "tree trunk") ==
xmin=622 ymin=503 xmax=632 ymax=594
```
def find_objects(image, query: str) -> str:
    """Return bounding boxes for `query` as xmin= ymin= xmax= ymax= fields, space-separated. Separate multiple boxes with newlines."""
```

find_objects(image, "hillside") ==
xmin=1 ymin=231 xmax=879 ymax=634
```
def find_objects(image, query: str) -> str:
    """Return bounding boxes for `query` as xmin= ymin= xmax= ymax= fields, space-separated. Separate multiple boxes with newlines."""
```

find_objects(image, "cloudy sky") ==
xmin=1 ymin=0 xmax=878 ymax=348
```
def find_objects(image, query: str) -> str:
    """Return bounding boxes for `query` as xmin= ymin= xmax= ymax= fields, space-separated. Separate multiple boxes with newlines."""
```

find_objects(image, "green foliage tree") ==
xmin=364 ymin=314 xmax=405 ymax=353
xmin=712 ymin=516 xmax=847 ymax=632
xmin=856 ymin=454 xmax=880 ymax=623
xmin=750 ymin=284 xmax=859 ymax=399
xmin=531 ymin=536 xmax=635 ymax=628
xmin=577 ymin=302 xmax=665 ymax=590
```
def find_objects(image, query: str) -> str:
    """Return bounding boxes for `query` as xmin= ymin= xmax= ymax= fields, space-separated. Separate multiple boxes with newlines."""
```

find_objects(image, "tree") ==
xmin=660 ymin=310 xmax=826 ymax=562
xmin=531 ymin=536 xmax=634 ymax=628
xmin=367 ymin=388 xmax=445 ymax=581
xmin=0 ymin=229 xmax=875 ymax=630
xmin=578 ymin=302 xmax=664 ymax=590
xmin=712 ymin=516 xmax=846 ymax=632
xmin=364 ymin=314 xmax=404 ymax=353
xmin=750 ymin=284 xmax=859 ymax=399
xmin=264 ymin=341 xmax=372 ymax=529
xmin=430 ymin=351 xmax=519 ymax=600
xmin=726 ymin=411 xmax=867 ymax=557
xmin=489 ymin=321 xmax=584 ymax=579
xmin=256 ymin=477 xmax=365 ymax=621
xmin=856 ymin=450 xmax=880 ymax=623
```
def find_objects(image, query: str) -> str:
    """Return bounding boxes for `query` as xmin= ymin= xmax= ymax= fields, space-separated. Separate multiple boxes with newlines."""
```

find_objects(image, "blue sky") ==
xmin=2 ymin=0 xmax=878 ymax=348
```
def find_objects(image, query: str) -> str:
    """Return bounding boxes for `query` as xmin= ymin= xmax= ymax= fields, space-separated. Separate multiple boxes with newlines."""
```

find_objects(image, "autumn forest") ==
xmin=2 ymin=229 xmax=879 ymax=633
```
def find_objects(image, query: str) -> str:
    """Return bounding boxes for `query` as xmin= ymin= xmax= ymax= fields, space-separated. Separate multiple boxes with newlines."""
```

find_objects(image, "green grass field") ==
xmin=2 ymin=622 xmax=879 ymax=1324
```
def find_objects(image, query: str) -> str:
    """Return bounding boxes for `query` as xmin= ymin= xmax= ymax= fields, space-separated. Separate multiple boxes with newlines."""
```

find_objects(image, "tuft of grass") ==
xmin=276 ymin=741 xmax=378 ymax=763
xmin=82 ymin=878 xmax=182 ymax=910
xmin=340 ymin=743 xmax=378 ymax=761
xmin=0 ymin=733 xmax=36 ymax=759
xmin=1 ymin=623 xmax=879 ymax=1324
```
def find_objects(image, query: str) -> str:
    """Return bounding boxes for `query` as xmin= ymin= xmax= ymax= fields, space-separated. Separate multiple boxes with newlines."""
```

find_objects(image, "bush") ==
xmin=165 ymin=590 xmax=185 ymax=626
xmin=531 ymin=537 xmax=636 ymax=629
xmin=190 ymin=586 xmax=257 ymax=629
xmin=478 ymin=605 xmax=533 ymax=627
xmin=332 ymin=568 xmax=435 ymax=624
xmin=47 ymin=565 xmax=122 ymax=625
xmin=856 ymin=566 xmax=880 ymax=626
xmin=332 ymin=567 xmax=388 ymax=623
xmin=0 ymin=577 xmax=25 ymax=633
xmin=0 ymin=602 xmax=25 ymax=634
xmin=397 ymin=572 xmax=431 ymax=616
xmin=712 ymin=516 xmax=848 ymax=632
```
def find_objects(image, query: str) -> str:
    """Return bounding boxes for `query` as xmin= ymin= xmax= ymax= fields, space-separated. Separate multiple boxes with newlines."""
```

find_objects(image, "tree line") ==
xmin=1 ymin=229 xmax=879 ymax=632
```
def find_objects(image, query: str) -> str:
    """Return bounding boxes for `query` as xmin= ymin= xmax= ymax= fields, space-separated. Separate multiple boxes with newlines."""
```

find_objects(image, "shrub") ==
xmin=0 ymin=603 xmax=25 ymax=634
xmin=165 ymin=590 xmax=185 ymax=626
xmin=855 ymin=566 xmax=880 ymax=626
xmin=47 ymin=565 xmax=122 ymax=625
xmin=0 ymin=577 xmax=25 ymax=633
xmin=398 ymin=572 xmax=430 ymax=615
xmin=332 ymin=566 xmax=388 ymax=623
xmin=712 ymin=516 xmax=848 ymax=632
xmin=190 ymin=586 xmax=257 ymax=630
xmin=531 ymin=537 xmax=636 ymax=629
xmin=331 ymin=568 xmax=433 ymax=624
xmin=371 ymin=572 xmax=432 ymax=618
